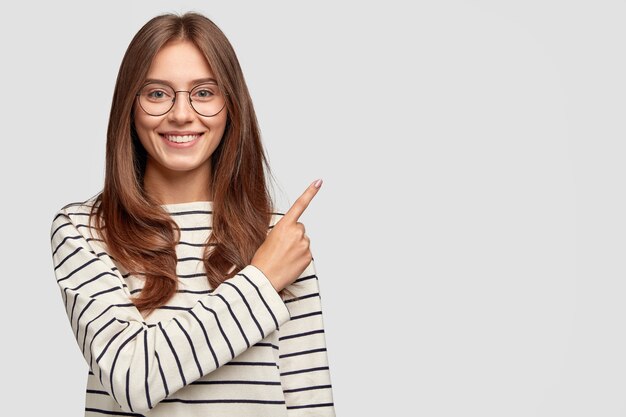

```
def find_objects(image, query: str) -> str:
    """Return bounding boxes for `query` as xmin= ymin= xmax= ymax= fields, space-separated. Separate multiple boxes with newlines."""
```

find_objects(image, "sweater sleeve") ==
xmin=277 ymin=257 xmax=336 ymax=416
xmin=49 ymin=208 xmax=291 ymax=414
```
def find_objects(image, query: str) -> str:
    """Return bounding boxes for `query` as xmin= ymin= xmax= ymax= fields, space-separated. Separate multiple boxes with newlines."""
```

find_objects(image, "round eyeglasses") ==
xmin=136 ymin=82 xmax=228 ymax=117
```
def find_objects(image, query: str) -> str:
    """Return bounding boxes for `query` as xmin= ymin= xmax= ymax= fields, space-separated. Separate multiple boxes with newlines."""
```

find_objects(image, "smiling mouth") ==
xmin=160 ymin=133 xmax=203 ymax=143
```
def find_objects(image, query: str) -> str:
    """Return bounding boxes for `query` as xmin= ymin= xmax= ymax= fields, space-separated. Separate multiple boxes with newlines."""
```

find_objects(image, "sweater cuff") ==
xmin=239 ymin=264 xmax=292 ymax=326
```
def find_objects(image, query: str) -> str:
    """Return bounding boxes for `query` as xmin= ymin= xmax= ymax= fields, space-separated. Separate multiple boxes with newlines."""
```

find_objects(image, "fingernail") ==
xmin=313 ymin=179 xmax=323 ymax=188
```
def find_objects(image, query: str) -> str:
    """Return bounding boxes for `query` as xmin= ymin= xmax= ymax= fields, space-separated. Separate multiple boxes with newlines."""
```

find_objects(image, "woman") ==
xmin=49 ymin=11 xmax=335 ymax=416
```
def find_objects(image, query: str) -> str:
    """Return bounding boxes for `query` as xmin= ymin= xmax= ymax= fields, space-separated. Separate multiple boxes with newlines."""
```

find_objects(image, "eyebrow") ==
xmin=144 ymin=77 xmax=218 ymax=85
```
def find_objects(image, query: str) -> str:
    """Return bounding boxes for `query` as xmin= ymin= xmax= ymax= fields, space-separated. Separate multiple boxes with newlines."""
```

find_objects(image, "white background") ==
xmin=1 ymin=1 xmax=626 ymax=415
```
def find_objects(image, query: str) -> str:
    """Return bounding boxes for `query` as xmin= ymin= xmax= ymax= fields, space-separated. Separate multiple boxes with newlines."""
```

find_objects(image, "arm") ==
xmin=277 ymin=257 xmax=336 ymax=416
xmin=49 ymin=208 xmax=291 ymax=414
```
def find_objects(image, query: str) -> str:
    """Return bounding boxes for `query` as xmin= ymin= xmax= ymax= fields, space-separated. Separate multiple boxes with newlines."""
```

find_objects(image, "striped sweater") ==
xmin=49 ymin=197 xmax=336 ymax=416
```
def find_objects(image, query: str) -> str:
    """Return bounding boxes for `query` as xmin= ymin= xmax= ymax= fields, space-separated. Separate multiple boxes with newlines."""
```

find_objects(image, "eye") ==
xmin=196 ymin=89 xmax=214 ymax=98
xmin=192 ymin=83 xmax=219 ymax=100
xmin=140 ymin=83 xmax=173 ymax=101
xmin=148 ymin=90 xmax=166 ymax=99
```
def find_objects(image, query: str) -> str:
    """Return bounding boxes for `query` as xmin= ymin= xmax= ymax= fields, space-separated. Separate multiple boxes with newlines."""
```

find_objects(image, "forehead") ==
xmin=145 ymin=39 xmax=215 ymax=87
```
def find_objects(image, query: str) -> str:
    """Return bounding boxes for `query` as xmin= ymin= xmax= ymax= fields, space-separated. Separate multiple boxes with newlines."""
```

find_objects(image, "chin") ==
xmin=162 ymin=162 xmax=202 ymax=172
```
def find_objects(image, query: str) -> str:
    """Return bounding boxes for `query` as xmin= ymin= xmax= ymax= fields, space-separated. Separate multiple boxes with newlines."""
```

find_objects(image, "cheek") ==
xmin=133 ymin=109 xmax=159 ymax=144
xmin=212 ymin=112 xmax=228 ymax=135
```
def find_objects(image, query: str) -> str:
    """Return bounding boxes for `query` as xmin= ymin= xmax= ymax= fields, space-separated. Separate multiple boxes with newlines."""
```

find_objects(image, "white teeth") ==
xmin=164 ymin=134 xmax=200 ymax=143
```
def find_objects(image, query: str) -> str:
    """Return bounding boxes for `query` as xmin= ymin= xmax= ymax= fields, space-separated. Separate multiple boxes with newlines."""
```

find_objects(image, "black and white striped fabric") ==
xmin=49 ymin=197 xmax=335 ymax=416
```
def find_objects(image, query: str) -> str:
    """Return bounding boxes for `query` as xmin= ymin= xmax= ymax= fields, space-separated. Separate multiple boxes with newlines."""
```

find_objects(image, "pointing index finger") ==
xmin=282 ymin=179 xmax=322 ymax=223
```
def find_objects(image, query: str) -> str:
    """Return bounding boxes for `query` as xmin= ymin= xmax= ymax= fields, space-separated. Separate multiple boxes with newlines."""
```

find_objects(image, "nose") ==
xmin=168 ymin=91 xmax=195 ymax=122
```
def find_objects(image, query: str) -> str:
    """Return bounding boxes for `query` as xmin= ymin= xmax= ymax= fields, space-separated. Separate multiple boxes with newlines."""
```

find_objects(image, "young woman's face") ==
xmin=133 ymin=39 xmax=228 ymax=175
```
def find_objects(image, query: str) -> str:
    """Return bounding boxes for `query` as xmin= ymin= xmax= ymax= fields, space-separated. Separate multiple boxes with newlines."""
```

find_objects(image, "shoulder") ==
xmin=50 ymin=193 xmax=102 ymax=240
xmin=52 ymin=194 xmax=99 ymax=222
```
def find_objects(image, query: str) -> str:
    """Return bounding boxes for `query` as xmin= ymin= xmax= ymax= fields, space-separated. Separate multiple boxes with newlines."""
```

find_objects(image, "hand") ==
xmin=251 ymin=179 xmax=323 ymax=292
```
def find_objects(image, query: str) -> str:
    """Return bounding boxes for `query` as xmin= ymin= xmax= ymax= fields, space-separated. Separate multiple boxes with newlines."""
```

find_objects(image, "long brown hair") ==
xmin=89 ymin=11 xmax=292 ymax=317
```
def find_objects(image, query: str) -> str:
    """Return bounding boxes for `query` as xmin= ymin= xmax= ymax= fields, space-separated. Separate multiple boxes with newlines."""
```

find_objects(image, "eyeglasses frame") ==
xmin=135 ymin=81 xmax=229 ymax=117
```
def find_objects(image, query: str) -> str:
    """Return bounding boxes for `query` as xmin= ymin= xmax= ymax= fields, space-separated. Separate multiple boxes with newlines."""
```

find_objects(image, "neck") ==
xmin=143 ymin=159 xmax=213 ymax=204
